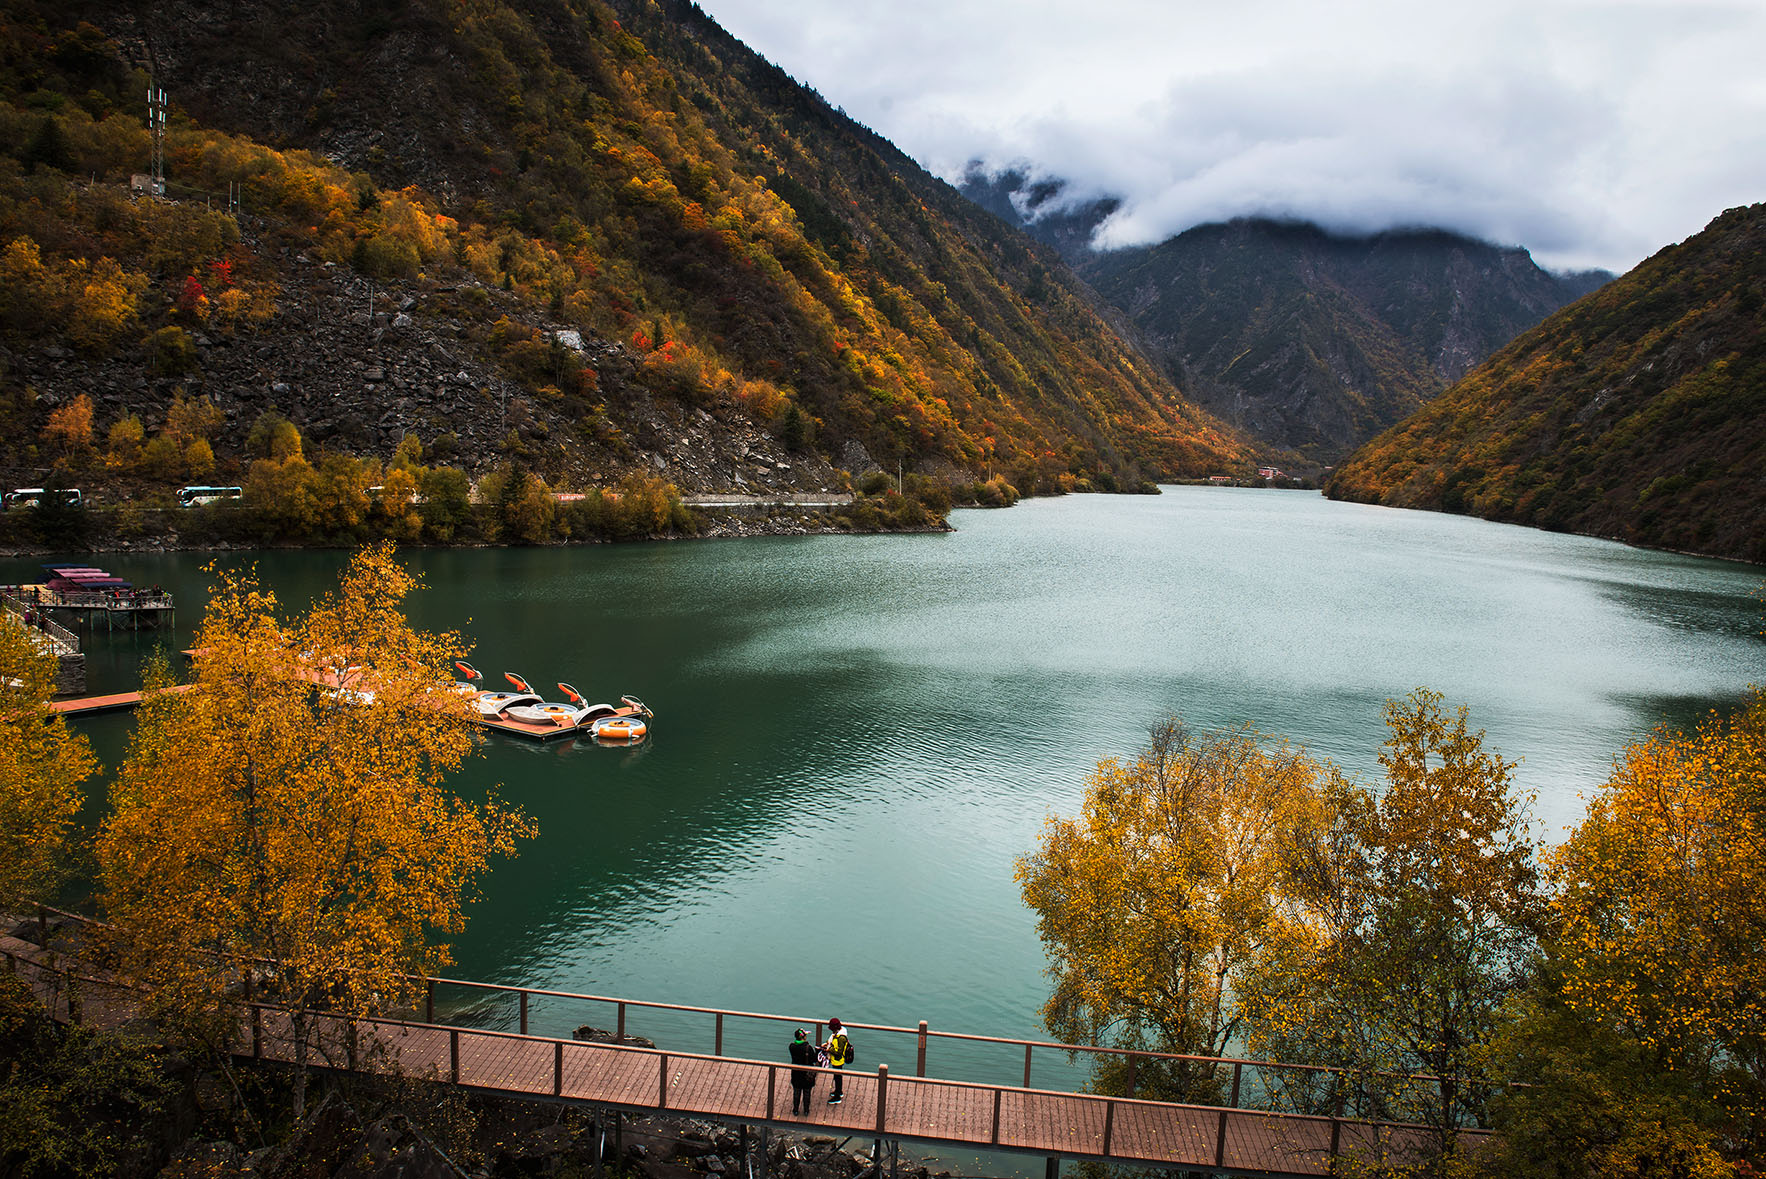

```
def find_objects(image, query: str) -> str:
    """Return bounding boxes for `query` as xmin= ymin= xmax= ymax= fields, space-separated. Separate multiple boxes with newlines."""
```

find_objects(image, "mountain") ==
xmin=957 ymin=164 xmax=1119 ymax=265
xmin=0 ymin=0 xmax=1257 ymax=513
xmin=958 ymin=171 xmax=1612 ymax=463
xmin=1326 ymin=203 xmax=1766 ymax=564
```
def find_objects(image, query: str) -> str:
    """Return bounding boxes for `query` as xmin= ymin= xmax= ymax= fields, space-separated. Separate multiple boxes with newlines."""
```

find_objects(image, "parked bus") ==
xmin=177 ymin=485 xmax=243 ymax=508
xmin=2 ymin=487 xmax=81 ymax=510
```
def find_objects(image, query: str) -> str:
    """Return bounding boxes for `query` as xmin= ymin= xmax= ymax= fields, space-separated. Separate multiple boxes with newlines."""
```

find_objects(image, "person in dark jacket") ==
xmin=788 ymin=1028 xmax=818 ymax=1114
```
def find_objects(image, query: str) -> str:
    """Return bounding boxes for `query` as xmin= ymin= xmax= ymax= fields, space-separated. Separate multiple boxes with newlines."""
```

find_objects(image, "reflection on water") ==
xmin=10 ymin=488 xmax=1765 ymax=1089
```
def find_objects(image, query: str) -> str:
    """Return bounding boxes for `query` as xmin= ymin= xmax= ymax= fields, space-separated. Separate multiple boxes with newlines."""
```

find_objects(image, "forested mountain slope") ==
xmin=958 ymin=169 xmax=1609 ymax=464
xmin=1079 ymin=220 xmax=1605 ymax=461
xmin=1327 ymin=203 xmax=1766 ymax=563
xmin=0 ymin=0 xmax=1254 ymax=509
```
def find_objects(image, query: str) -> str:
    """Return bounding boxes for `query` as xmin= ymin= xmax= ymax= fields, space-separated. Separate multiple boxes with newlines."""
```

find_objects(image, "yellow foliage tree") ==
xmin=1551 ymin=691 xmax=1766 ymax=1097
xmin=43 ymin=393 xmax=95 ymax=466
xmin=0 ymin=612 xmax=99 ymax=907
xmin=1015 ymin=719 xmax=1343 ymax=1102
xmin=1243 ymin=690 xmax=1542 ymax=1139
xmin=97 ymin=545 xmax=535 ymax=1115
xmin=65 ymin=256 xmax=147 ymax=351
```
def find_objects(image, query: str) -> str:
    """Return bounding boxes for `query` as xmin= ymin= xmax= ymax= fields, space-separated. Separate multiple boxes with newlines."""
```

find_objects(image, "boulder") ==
xmin=574 ymin=1025 xmax=658 ymax=1049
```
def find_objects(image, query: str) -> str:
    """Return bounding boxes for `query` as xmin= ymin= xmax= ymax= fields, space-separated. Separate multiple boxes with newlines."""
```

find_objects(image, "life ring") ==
xmin=591 ymin=716 xmax=647 ymax=741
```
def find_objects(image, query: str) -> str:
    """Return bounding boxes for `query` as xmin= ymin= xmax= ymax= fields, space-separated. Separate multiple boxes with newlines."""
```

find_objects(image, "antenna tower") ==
xmin=147 ymin=84 xmax=167 ymax=196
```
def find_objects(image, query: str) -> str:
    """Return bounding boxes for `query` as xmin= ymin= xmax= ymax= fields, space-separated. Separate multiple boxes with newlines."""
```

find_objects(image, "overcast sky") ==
xmin=695 ymin=0 xmax=1766 ymax=274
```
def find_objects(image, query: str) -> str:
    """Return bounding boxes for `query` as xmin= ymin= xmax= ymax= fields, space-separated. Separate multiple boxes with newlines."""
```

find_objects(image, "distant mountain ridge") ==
xmin=1326 ymin=202 xmax=1766 ymax=564
xmin=958 ymin=169 xmax=1614 ymax=462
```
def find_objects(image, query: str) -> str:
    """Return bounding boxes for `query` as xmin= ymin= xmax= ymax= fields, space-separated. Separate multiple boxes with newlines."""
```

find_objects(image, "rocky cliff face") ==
xmin=3 ymin=215 xmax=836 ymax=497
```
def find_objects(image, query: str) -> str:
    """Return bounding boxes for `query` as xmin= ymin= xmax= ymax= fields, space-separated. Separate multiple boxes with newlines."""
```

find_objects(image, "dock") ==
xmin=6 ymin=565 xmax=174 ymax=631
xmin=47 ymin=684 xmax=193 ymax=716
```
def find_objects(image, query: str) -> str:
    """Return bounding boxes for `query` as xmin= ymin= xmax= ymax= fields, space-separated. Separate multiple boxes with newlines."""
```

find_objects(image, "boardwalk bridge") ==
xmin=3 ymin=911 xmax=1490 ymax=1178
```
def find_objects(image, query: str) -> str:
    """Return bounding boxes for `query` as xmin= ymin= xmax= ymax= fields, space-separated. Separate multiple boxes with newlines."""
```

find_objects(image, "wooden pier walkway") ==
xmin=1 ymin=927 xmax=1488 ymax=1177
xmin=46 ymin=683 xmax=194 ymax=716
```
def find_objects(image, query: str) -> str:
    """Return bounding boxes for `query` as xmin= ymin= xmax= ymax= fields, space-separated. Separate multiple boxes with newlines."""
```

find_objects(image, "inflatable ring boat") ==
xmin=590 ymin=714 xmax=648 ymax=741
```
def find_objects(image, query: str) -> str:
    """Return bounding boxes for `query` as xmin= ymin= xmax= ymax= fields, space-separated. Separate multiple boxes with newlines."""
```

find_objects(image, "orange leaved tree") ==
xmin=97 ymin=543 xmax=534 ymax=1115
xmin=1547 ymin=691 xmax=1766 ymax=1155
xmin=0 ymin=610 xmax=98 ymax=908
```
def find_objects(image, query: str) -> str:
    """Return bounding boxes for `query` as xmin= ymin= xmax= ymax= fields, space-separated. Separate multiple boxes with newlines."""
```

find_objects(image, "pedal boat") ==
xmin=505 ymin=684 xmax=652 ymax=738
xmin=471 ymin=670 xmax=544 ymax=718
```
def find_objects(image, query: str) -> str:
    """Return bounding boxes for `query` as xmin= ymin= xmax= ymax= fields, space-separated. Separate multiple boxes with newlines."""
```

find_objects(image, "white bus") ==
xmin=177 ymin=485 xmax=243 ymax=508
xmin=2 ymin=487 xmax=81 ymax=510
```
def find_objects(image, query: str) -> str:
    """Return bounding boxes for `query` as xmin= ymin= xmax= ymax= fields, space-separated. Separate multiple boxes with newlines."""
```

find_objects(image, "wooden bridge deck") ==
xmin=1 ymin=935 xmax=1485 ymax=1178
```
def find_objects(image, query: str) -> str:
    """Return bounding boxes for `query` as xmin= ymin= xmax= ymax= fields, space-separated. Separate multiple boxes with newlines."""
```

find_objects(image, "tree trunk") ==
xmin=292 ymin=1009 xmax=310 ymax=1119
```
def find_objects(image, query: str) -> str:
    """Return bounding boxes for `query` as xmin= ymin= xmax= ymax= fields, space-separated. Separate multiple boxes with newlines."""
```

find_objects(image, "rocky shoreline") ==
xmin=159 ymin=1093 xmax=956 ymax=1179
xmin=0 ymin=505 xmax=954 ymax=559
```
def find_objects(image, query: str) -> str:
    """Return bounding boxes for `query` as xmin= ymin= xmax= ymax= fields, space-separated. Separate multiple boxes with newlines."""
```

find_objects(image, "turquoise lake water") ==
xmin=12 ymin=487 xmax=1764 ymax=1099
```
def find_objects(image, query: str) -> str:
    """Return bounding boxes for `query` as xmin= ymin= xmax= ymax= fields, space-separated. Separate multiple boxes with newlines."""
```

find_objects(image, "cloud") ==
xmin=699 ymin=0 xmax=1766 ymax=273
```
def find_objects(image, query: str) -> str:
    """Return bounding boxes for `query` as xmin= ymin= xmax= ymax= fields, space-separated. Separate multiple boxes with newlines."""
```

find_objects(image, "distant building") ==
xmin=1208 ymin=475 xmax=1232 ymax=484
xmin=130 ymin=173 xmax=164 ymax=197
xmin=1257 ymin=466 xmax=1285 ymax=480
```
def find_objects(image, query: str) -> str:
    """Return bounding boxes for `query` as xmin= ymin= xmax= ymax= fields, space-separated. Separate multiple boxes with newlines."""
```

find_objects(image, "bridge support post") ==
xmin=1214 ymin=1107 xmax=1229 ymax=1168
xmin=758 ymin=1127 xmax=770 ymax=1179
xmin=520 ymin=990 xmax=529 ymax=1035
xmin=916 ymin=1021 xmax=927 ymax=1076
xmin=592 ymin=1111 xmax=604 ymax=1179
xmin=876 ymin=1064 xmax=889 ymax=1134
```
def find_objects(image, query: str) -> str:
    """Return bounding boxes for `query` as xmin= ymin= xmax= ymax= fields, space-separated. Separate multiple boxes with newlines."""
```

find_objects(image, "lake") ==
xmin=12 ymin=486 xmax=1765 ymax=1094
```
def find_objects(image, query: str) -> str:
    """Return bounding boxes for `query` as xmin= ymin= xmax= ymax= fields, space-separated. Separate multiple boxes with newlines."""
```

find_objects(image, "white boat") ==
xmin=505 ymin=683 xmax=652 ymax=736
xmin=473 ymin=671 xmax=543 ymax=718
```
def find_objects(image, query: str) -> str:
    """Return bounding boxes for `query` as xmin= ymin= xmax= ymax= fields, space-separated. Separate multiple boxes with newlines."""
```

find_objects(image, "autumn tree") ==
xmin=1504 ymin=690 xmax=1766 ymax=1170
xmin=1242 ymin=690 xmax=1543 ymax=1142
xmin=42 ymin=393 xmax=94 ymax=467
xmin=96 ymin=544 xmax=535 ymax=1116
xmin=105 ymin=414 xmax=145 ymax=471
xmin=1015 ymin=719 xmax=1344 ymax=1102
xmin=0 ymin=612 xmax=99 ymax=907
xmin=246 ymin=411 xmax=303 ymax=461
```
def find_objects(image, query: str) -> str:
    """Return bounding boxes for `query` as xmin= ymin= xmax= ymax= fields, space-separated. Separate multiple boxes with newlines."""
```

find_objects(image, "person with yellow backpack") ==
xmin=820 ymin=1017 xmax=855 ymax=1104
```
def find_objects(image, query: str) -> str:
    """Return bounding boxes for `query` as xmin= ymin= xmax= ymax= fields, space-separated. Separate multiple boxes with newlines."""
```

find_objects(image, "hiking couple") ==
xmin=789 ymin=1018 xmax=855 ymax=1113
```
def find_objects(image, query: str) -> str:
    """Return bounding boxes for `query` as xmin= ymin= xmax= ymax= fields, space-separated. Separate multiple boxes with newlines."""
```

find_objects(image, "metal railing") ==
xmin=417 ymin=971 xmax=1485 ymax=1123
xmin=13 ymin=905 xmax=1501 ymax=1140
xmin=1 ymin=593 xmax=79 ymax=652
xmin=2 ymin=585 xmax=173 ymax=611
